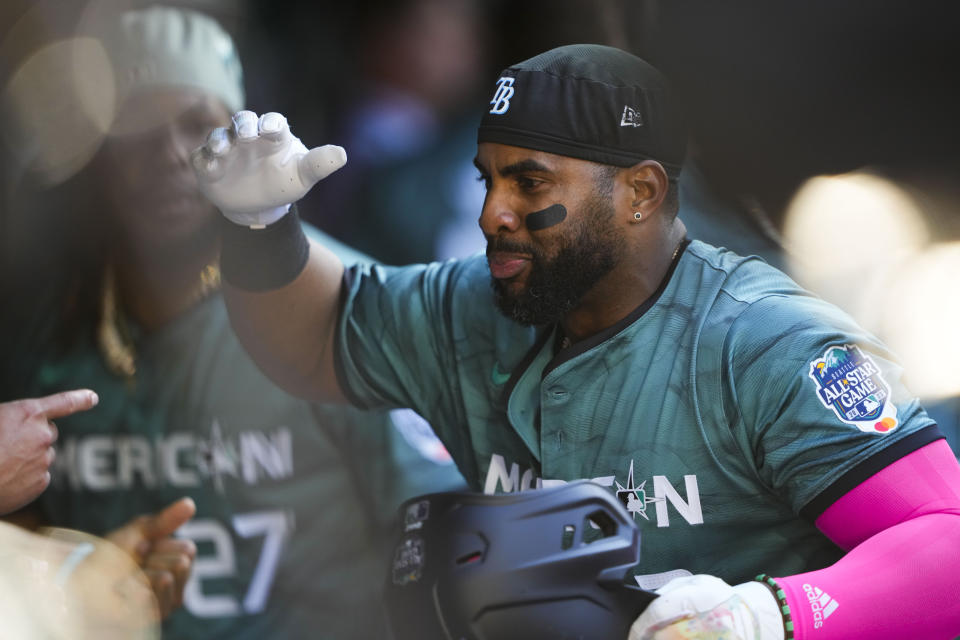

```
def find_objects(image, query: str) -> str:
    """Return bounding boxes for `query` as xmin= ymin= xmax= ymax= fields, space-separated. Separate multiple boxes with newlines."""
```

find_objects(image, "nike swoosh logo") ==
xmin=491 ymin=361 xmax=511 ymax=385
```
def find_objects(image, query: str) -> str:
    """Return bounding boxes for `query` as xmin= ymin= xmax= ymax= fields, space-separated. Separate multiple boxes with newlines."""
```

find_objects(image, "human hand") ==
xmin=0 ymin=389 xmax=99 ymax=515
xmin=106 ymin=497 xmax=197 ymax=619
xmin=191 ymin=110 xmax=347 ymax=228
xmin=41 ymin=529 xmax=161 ymax=638
xmin=628 ymin=575 xmax=785 ymax=640
xmin=13 ymin=522 xmax=160 ymax=639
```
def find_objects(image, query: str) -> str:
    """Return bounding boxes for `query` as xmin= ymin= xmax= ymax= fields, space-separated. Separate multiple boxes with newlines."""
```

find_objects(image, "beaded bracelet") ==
xmin=755 ymin=573 xmax=795 ymax=640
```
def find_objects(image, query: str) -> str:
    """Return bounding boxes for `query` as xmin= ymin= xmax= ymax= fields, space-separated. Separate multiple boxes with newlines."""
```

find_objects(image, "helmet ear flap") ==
xmin=384 ymin=481 xmax=657 ymax=640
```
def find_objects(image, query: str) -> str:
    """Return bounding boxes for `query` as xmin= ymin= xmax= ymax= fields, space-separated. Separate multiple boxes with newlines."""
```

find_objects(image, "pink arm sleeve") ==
xmin=775 ymin=439 xmax=960 ymax=640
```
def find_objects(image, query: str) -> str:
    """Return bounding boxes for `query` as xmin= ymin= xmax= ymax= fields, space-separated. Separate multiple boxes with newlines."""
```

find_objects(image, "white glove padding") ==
xmin=191 ymin=110 xmax=347 ymax=228
xmin=628 ymin=575 xmax=785 ymax=640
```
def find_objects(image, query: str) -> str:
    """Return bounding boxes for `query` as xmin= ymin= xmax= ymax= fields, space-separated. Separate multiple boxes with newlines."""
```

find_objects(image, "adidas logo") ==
xmin=802 ymin=583 xmax=839 ymax=629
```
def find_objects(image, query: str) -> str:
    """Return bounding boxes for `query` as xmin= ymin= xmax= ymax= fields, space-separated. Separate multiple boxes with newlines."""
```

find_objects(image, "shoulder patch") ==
xmin=808 ymin=344 xmax=899 ymax=434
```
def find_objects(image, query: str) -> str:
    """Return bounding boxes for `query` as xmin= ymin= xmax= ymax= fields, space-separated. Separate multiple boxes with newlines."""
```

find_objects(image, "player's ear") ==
xmin=624 ymin=160 xmax=669 ymax=222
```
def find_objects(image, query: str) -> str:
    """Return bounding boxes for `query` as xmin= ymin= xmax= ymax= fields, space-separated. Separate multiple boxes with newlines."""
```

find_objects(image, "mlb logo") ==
xmin=617 ymin=486 xmax=648 ymax=515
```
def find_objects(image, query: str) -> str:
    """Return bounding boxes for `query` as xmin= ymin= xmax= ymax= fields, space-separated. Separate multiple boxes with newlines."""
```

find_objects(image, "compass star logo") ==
xmin=615 ymin=460 xmax=662 ymax=520
xmin=196 ymin=419 xmax=239 ymax=493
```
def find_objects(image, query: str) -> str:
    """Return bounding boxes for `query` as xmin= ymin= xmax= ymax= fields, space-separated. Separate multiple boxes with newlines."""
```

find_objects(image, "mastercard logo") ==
xmin=874 ymin=417 xmax=897 ymax=432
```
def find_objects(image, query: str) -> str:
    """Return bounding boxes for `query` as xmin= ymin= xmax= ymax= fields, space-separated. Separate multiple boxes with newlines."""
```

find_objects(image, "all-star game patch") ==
xmin=808 ymin=344 xmax=899 ymax=434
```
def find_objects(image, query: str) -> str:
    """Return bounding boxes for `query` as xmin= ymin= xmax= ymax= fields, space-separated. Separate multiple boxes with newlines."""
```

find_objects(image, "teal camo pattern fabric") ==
xmin=336 ymin=237 xmax=937 ymax=583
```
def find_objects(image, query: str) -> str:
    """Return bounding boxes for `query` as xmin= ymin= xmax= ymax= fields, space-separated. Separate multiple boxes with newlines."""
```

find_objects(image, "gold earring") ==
xmin=633 ymin=212 xmax=642 ymax=221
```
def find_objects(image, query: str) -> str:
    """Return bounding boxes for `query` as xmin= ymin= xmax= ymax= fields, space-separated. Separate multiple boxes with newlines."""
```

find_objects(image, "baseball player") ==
xmin=193 ymin=45 xmax=960 ymax=639
xmin=2 ymin=6 xmax=465 ymax=639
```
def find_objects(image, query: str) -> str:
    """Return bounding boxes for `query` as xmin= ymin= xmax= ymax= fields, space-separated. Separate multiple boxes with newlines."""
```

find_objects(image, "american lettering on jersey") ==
xmin=50 ymin=421 xmax=293 ymax=491
xmin=482 ymin=454 xmax=704 ymax=529
xmin=808 ymin=344 xmax=899 ymax=434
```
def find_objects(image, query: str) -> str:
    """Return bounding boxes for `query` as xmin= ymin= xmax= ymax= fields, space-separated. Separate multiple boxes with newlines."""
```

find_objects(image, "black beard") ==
xmin=489 ymin=197 xmax=621 ymax=326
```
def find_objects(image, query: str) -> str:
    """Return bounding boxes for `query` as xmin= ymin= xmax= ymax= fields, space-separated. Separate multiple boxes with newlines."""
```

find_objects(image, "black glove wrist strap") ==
xmin=219 ymin=208 xmax=309 ymax=291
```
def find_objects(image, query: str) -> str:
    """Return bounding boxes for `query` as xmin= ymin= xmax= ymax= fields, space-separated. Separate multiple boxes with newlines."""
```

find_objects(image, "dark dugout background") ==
xmin=4 ymin=0 xmax=959 ymax=236
xmin=643 ymin=0 xmax=960 ymax=231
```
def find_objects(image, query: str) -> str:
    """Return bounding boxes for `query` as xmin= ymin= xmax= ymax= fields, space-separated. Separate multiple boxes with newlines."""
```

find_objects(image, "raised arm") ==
xmin=192 ymin=110 xmax=349 ymax=402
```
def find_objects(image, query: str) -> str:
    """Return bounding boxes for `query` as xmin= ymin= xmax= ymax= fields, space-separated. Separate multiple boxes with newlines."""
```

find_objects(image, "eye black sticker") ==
xmin=525 ymin=203 xmax=567 ymax=231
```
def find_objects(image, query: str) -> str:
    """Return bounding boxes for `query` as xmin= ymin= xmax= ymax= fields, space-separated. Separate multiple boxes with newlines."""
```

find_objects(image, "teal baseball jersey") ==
xmin=31 ymin=294 xmax=465 ymax=639
xmin=6 ymin=227 xmax=466 ymax=639
xmin=335 ymin=239 xmax=940 ymax=583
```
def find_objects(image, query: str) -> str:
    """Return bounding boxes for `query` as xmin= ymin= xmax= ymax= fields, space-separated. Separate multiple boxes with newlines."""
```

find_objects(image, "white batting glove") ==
xmin=628 ymin=575 xmax=785 ymax=640
xmin=191 ymin=110 xmax=347 ymax=228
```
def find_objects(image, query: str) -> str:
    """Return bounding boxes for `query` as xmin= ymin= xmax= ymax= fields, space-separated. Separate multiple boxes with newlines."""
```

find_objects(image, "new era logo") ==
xmin=620 ymin=105 xmax=643 ymax=127
xmin=803 ymin=583 xmax=839 ymax=629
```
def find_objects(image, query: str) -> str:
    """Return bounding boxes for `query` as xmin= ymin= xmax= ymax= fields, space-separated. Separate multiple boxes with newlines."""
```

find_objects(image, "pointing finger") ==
xmin=298 ymin=145 xmax=347 ymax=186
xmin=28 ymin=389 xmax=99 ymax=420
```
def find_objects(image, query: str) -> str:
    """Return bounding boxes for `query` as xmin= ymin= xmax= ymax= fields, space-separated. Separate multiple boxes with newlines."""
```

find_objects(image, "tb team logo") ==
xmin=808 ymin=344 xmax=899 ymax=433
xmin=489 ymin=77 xmax=515 ymax=114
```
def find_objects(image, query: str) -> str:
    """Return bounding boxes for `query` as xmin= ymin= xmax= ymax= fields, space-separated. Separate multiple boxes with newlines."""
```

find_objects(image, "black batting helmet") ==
xmin=383 ymin=480 xmax=657 ymax=640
